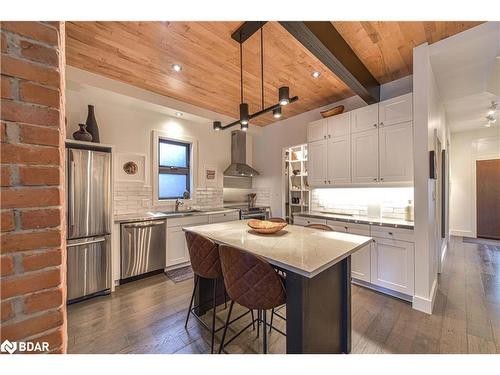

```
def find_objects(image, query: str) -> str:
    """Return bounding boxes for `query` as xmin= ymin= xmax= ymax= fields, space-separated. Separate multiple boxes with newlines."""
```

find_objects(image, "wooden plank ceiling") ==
xmin=66 ymin=21 xmax=482 ymax=126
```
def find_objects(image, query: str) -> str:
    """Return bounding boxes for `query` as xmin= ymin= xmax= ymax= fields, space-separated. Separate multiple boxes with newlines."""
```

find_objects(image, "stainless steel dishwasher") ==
xmin=120 ymin=220 xmax=166 ymax=282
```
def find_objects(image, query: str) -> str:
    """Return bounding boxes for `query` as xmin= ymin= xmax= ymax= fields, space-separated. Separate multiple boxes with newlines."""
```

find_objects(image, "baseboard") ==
xmin=412 ymin=278 xmax=438 ymax=314
xmin=450 ymin=229 xmax=474 ymax=237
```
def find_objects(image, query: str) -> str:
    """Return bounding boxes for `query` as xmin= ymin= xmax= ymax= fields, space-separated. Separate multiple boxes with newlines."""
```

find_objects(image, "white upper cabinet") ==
xmin=351 ymin=103 xmax=379 ymax=133
xmin=327 ymin=135 xmax=351 ymax=184
xmin=379 ymin=121 xmax=413 ymax=182
xmin=327 ymin=112 xmax=351 ymax=138
xmin=307 ymin=118 xmax=327 ymax=143
xmin=379 ymin=93 xmax=413 ymax=127
xmin=351 ymin=129 xmax=379 ymax=183
xmin=308 ymin=140 xmax=328 ymax=186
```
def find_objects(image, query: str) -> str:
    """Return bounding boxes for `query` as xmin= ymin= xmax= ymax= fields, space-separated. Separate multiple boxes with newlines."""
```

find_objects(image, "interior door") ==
xmin=477 ymin=159 xmax=500 ymax=239
xmin=308 ymin=140 xmax=328 ymax=186
xmin=67 ymin=148 xmax=111 ymax=239
xmin=351 ymin=129 xmax=379 ymax=183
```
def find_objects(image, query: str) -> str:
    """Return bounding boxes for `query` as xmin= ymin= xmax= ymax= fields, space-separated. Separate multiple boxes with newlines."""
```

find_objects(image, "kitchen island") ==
xmin=183 ymin=220 xmax=372 ymax=354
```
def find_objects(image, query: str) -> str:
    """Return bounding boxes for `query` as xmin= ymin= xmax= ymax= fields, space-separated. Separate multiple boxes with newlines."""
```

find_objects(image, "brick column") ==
xmin=1 ymin=22 xmax=66 ymax=354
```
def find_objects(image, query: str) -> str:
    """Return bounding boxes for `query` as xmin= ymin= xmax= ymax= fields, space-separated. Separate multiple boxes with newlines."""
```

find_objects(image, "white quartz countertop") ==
xmin=183 ymin=220 xmax=372 ymax=278
xmin=114 ymin=208 xmax=239 ymax=223
xmin=294 ymin=211 xmax=414 ymax=229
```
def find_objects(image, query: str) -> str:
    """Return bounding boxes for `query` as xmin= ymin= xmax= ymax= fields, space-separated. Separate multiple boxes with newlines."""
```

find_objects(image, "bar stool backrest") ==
xmin=218 ymin=245 xmax=286 ymax=310
xmin=185 ymin=231 xmax=222 ymax=279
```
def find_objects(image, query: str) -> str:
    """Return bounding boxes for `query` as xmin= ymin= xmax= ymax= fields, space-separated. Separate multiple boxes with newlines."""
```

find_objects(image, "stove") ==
xmin=223 ymin=203 xmax=270 ymax=220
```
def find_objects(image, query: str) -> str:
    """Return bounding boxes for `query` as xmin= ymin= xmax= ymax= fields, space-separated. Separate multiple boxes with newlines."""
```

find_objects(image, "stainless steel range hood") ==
xmin=223 ymin=130 xmax=260 ymax=177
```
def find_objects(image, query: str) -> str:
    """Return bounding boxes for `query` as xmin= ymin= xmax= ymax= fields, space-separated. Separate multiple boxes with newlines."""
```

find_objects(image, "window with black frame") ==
xmin=158 ymin=138 xmax=191 ymax=200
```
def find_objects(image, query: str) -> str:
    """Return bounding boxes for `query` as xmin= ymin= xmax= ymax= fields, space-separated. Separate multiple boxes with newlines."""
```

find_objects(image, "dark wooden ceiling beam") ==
xmin=231 ymin=21 xmax=268 ymax=43
xmin=279 ymin=21 xmax=380 ymax=104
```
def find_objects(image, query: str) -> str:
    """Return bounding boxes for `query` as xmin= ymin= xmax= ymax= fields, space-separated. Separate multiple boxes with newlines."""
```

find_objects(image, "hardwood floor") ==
xmin=67 ymin=236 xmax=500 ymax=354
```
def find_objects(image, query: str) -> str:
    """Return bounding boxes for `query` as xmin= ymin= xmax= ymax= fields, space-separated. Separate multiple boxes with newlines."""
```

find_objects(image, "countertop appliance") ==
xmin=120 ymin=219 xmax=166 ymax=282
xmin=224 ymin=203 xmax=269 ymax=220
xmin=66 ymin=144 xmax=112 ymax=303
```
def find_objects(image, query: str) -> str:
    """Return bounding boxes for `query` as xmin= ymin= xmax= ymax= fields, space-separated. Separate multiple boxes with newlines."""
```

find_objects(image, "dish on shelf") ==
xmin=247 ymin=219 xmax=287 ymax=234
xmin=320 ymin=105 xmax=344 ymax=118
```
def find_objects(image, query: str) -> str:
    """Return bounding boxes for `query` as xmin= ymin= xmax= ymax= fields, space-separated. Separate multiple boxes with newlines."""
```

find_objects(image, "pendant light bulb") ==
xmin=241 ymin=123 xmax=248 ymax=131
xmin=279 ymin=86 xmax=290 ymax=106
xmin=240 ymin=103 xmax=249 ymax=125
xmin=213 ymin=121 xmax=222 ymax=131
xmin=273 ymin=107 xmax=282 ymax=119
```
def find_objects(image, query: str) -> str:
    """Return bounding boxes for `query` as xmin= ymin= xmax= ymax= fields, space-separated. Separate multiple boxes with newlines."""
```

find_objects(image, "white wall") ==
xmin=252 ymin=75 xmax=413 ymax=217
xmin=450 ymin=127 xmax=500 ymax=237
xmin=65 ymin=69 xmax=232 ymax=211
xmin=412 ymin=43 xmax=451 ymax=314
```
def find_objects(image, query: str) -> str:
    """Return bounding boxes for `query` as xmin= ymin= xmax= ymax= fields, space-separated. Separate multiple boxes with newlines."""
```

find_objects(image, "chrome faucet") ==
xmin=175 ymin=198 xmax=184 ymax=212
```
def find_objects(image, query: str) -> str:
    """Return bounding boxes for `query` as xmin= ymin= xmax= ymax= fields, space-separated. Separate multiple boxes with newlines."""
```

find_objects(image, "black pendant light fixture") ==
xmin=213 ymin=23 xmax=299 ymax=131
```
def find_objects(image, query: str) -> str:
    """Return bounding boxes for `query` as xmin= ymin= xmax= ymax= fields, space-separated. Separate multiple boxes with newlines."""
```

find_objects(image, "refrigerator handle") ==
xmin=68 ymin=150 xmax=75 ymax=232
xmin=67 ymin=237 xmax=107 ymax=247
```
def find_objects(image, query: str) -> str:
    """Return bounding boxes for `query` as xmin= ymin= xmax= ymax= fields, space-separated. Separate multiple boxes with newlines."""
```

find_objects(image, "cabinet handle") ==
xmin=324 ymin=135 xmax=327 ymax=139
xmin=373 ymin=178 xmax=377 ymax=181
xmin=380 ymin=178 xmax=384 ymax=181
xmin=328 ymin=180 xmax=331 ymax=184
xmin=373 ymin=123 xmax=377 ymax=128
xmin=380 ymin=122 xmax=384 ymax=126
xmin=388 ymin=232 xmax=393 ymax=235
xmin=344 ymin=226 xmax=348 ymax=231
xmin=324 ymin=180 xmax=327 ymax=184
xmin=328 ymin=134 xmax=331 ymax=138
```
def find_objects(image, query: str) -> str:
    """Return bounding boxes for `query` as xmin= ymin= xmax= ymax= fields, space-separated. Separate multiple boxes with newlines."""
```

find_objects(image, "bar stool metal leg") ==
xmin=263 ymin=310 xmax=268 ymax=354
xmin=210 ymin=278 xmax=217 ymax=354
xmin=218 ymin=300 xmax=235 ymax=354
xmin=185 ymin=275 xmax=199 ymax=328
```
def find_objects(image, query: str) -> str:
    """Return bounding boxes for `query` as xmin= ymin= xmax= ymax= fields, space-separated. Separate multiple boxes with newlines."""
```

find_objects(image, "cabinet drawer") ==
xmin=326 ymin=220 xmax=370 ymax=236
xmin=167 ymin=215 xmax=208 ymax=228
xmin=293 ymin=216 xmax=326 ymax=226
xmin=371 ymin=226 xmax=414 ymax=242
xmin=209 ymin=211 xmax=240 ymax=223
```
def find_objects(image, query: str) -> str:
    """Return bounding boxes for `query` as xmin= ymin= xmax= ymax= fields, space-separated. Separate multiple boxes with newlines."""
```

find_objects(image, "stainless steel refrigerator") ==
xmin=66 ymin=145 xmax=112 ymax=303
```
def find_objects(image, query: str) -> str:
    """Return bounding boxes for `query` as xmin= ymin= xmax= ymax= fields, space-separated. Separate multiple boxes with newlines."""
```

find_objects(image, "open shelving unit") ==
xmin=283 ymin=144 xmax=309 ymax=223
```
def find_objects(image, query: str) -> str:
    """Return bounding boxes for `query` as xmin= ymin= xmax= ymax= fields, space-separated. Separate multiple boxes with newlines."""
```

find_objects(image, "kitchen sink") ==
xmin=160 ymin=209 xmax=202 ymax=216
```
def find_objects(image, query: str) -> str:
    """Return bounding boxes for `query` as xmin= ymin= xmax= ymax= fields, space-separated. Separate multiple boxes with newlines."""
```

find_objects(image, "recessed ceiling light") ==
xmin=311 ymin=71 xmax=321 ymax=78
xmin=175 ymin=112 xmax=183 ymax=117
xmin=171 ymin=64 xmax=182 ymax=72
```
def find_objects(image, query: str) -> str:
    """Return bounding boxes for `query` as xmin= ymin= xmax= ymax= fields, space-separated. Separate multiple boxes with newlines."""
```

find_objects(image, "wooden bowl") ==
xmin=320 ymin=105 xmax=344 ymax=118
xmin=247 ymin=219 xmax=287 ymax=234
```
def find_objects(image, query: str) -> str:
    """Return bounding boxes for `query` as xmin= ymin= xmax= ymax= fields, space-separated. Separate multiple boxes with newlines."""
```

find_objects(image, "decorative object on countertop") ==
xmin=247 ymin=219 xmax=287 ymax=234
xmin=72 ymin=123 xmax=93 ymax=142
xmin=85 ymin=104 xmax=100 ymax=143
xmin=405 ymin=200 xmax=414 ymax=222
xmin=247 ymin=193 xmax=256 ymax=207
xmin=320 ymin=105 xmax=344 ymax=118
xmin=165 ymin=265 xmax=193 ymax=283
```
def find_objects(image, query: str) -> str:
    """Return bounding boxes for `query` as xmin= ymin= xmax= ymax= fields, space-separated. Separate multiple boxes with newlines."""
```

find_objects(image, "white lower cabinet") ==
xmin=166 ymin=212 xmax=239 ymax=269
xmin=166 ymin=226 xmax=189 ymax=267
xmin=370 ymin=237 xmax=415 ymax=295
xmin=293 ymin=216 xmax=326 ymax=226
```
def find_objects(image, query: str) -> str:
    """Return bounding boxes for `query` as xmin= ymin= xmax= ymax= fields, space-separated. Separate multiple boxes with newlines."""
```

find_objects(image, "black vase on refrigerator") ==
xmin=66 ymin=144 xmax=111 ymax=303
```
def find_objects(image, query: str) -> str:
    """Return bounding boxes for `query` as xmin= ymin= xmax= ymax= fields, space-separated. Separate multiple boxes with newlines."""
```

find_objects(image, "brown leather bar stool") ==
xmin=268 ymin=217 xmax=286 ymax=223
xmin=218 ymin=245 xmax=286 ymax=354
xmin=184 ymin=231 xmax=254 ymax=354
xmin=305 ymin=223 xmax=334 ymax=231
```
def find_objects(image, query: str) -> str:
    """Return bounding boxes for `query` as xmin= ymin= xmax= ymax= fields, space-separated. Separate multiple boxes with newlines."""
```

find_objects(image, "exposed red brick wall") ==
xmin=1 ymin=21 xmax=66 ymax=354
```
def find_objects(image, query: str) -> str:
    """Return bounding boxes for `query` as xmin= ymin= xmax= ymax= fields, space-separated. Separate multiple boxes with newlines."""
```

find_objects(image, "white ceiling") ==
xmin=430 ymin=22 xmax=500 ymax=133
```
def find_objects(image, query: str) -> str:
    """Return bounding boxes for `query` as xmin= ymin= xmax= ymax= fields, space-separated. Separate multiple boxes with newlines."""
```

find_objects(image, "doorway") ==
xmin=476 ymin=159 xmax=500 ymax=240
